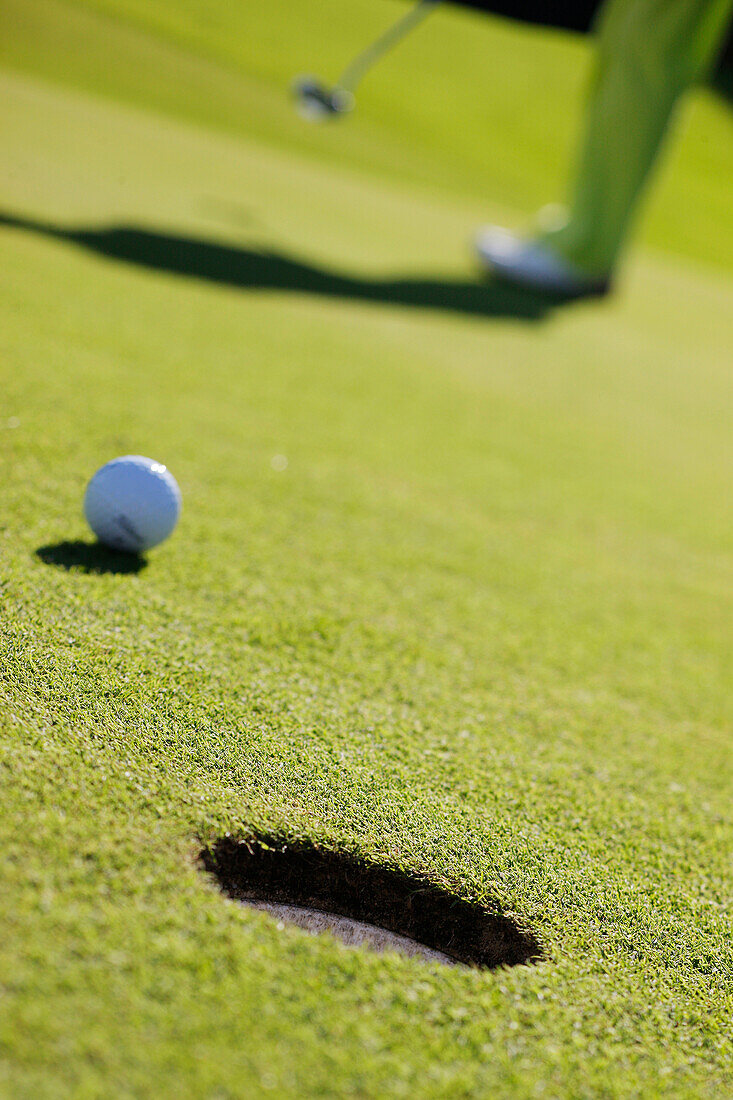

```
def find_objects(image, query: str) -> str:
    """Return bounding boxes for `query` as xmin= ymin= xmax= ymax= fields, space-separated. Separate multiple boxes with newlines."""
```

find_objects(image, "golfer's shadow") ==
xmin=0 ymin=211 xmax=562 ymax=321
xmin=36 ymin=540 xmax=147 ymax=575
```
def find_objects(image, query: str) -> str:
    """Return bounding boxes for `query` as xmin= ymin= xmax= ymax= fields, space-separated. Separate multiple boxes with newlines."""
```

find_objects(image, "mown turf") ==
xmin=1 ymin=2 xmax=732 ymax=1097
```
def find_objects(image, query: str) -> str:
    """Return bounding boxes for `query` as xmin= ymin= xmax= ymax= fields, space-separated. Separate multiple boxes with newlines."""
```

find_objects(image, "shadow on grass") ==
xmin=36 ymin=540 xmax=147 ymax=575
xmin=0 ymin=211 xmax=567 ymax=322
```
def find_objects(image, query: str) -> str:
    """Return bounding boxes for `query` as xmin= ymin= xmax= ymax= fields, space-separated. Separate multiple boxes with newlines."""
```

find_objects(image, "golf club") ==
xmin=293 ymin=0 xmax=441 ymax=119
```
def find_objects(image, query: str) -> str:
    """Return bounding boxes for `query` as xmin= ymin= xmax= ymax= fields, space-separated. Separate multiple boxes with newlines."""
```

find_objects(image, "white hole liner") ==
xmin=244 ymin=900 xmax=457 ymax=965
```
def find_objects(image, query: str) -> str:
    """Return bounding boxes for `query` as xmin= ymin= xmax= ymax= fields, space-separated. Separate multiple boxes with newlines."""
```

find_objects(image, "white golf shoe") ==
xmin=475 ymin=227 xmax=610 ymax=297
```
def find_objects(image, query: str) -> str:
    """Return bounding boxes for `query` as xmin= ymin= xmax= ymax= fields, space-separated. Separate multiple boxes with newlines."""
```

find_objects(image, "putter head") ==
xmin=292 ymin=76 xmax=354 ymax=121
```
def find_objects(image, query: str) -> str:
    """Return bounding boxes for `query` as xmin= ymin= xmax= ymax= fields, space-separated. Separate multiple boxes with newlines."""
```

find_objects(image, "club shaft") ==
xmin=337 ymin=0 xmax=440 ymax=93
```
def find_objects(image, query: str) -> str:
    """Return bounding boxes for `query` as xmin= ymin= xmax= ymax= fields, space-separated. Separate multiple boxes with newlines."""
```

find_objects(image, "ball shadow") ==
xmin=35 ymin=539 xmax=147 ymax=575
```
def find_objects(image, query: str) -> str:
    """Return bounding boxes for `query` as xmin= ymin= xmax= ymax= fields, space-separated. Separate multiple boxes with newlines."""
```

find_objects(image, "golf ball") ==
xmin=84 ymin=455 xmax=182 ymax=553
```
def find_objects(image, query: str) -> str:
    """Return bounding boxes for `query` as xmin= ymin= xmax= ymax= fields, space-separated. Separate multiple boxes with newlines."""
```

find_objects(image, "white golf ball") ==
xmin=84 ymin=455 xmax=182 ymax=553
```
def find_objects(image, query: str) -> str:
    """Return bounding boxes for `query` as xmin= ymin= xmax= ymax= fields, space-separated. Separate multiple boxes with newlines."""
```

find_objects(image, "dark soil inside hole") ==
xmin=201 ymin=836 xmax=542 ymax=970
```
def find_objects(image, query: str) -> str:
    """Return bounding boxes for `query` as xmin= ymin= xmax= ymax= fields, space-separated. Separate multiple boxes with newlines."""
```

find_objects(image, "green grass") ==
xmin=1 ymin=1 xmax=732 ymax=1096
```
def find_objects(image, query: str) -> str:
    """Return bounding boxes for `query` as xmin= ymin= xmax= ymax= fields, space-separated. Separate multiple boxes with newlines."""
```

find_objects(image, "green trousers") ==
xmin=543 ymin=0 xmax=733 ymax=277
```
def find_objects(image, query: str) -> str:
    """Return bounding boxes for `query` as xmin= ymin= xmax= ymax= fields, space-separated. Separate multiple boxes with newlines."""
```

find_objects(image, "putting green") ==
xmin=1 ymin=2 xmax=731 ymax=1096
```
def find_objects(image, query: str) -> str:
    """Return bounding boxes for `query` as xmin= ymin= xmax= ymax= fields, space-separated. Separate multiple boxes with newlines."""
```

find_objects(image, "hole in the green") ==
xmin=201 ymin=836 xmax=542 ymax=970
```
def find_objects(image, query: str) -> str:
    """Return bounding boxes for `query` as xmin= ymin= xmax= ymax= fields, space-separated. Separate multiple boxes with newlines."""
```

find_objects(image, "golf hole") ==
xmin=201 ymin=836 xmax=542 ymax=970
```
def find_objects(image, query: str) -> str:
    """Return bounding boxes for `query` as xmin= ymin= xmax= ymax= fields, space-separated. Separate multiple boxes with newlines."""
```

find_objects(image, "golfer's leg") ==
xmin=544 ymin=0 xmax=733 ymax=279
